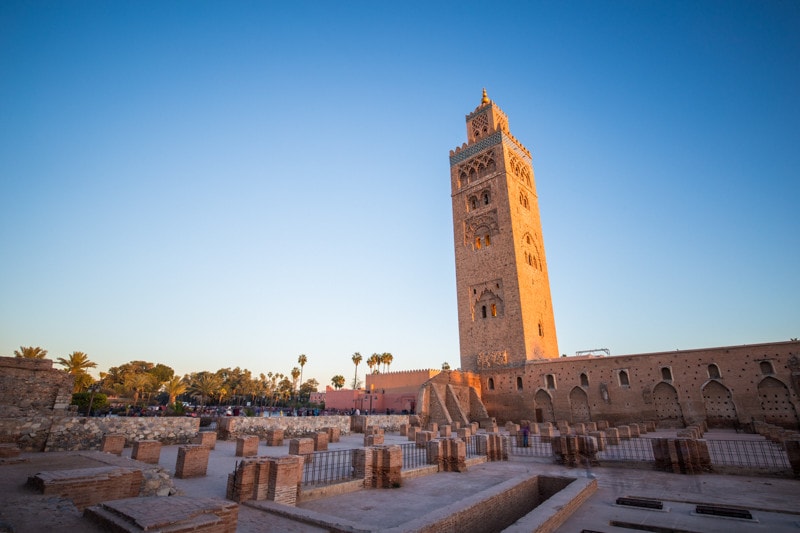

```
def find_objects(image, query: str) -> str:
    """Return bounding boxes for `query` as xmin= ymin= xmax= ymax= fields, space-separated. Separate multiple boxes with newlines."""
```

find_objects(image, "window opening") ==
xmin=708 ymin=364 xmax=721 ymax=379
xmin=619 ymin=370 xmax=630 ymax=387
xmin=661 ymin=367 xmax=672 ymax=381
xmin=491 ymin=303 xmax=497 ymax=317
xmin=580 ymin=373 xmax=589 ymax=387
xmin=516 ymin=376 xmax=523 ymax=390
xmin=481 ymin=306 xmax=487 ymax=319
xmin=546 ymin=374 xmax=555 ymax=389
xmin=487 ymin=378 xmax=495 ymax=390
xmin=760 ymin=361 xmax=774 ymax=375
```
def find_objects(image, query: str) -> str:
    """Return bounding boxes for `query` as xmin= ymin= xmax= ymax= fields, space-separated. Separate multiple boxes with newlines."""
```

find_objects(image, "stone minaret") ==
xmin=450 ymin=89 xmax=559 ymax=372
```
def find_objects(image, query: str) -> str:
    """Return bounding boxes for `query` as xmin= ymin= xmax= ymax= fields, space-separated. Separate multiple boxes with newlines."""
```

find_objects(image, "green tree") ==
xmin=441 ymin=362 xmax=451 ymax=370
xmin=299 ymin=378 xmax=319 ymax=399
xmin=187 ymin=372 xmax=223 ymax=407
xmin=148 ymin=363 xmax=175 ymax=386
xmin=163 ymin=376 xmax=187 ymax=405
xmin=14 ymin=346 xmax=47 ymax=359
xmin=351 ymin=352 xmax=362 ymax=389
xmin=56 ymin=351 xmax=98 ymax=393
xmin=331 ymin=375 xmax=345 ymax=390
xmin=125 ymin=372 xmax=155 ymax=407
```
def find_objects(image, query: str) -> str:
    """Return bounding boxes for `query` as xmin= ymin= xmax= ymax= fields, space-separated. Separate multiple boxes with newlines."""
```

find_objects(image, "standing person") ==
xmin=522 ymin=423 xmax=530 ymax=447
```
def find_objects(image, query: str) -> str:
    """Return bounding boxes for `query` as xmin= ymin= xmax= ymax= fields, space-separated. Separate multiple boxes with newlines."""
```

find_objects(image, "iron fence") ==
xmin=400 ymin=441 xmax=429 ymax=470
xmin=507 ymin=435 xmax=552 ymax=457
xmin=301 ymin=448 xmax=357 ymax=487
xmin=705 ymin=438 xmax=790 ymax=470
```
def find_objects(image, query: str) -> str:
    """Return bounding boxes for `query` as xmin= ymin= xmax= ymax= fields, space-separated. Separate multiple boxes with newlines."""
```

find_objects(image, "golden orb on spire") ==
xmin=481 ymin=88 xmax=490 ymax=105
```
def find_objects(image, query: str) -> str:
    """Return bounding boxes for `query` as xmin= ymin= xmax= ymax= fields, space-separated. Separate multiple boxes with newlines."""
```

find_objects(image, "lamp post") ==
xmin=369 ymin=384 xmax=374 ymax=414
xmin=86 ymin=383 xmax=99 ymax=417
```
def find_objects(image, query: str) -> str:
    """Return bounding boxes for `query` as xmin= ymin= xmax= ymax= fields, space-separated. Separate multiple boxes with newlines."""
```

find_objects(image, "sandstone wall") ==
xmin=478 ymin=340 xmax=800 ymax=429
xmin=0 ymin=356 xmax=73 ymax=415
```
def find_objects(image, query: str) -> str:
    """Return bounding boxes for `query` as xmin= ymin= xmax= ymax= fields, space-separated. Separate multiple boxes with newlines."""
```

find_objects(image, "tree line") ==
xmin=11 ymin=346 xmax=394 ymax=411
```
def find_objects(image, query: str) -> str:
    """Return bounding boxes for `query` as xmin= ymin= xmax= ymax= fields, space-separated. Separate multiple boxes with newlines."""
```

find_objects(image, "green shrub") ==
xmin=71 ymin=392 xmax=108 ymax=412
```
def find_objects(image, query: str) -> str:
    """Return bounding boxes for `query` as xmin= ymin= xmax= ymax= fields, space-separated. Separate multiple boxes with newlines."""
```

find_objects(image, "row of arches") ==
xmin=525 ymin=377 xmax=799 ymax=429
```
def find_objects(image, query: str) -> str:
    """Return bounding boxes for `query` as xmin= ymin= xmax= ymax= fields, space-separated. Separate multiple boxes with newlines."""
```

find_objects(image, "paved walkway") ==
xmin=1 ymin=431 xmax=798 ymax=532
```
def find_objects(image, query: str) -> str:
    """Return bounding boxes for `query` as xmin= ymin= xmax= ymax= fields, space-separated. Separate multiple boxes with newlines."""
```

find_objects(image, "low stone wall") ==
xmin=351 ymin=415 xmax=410 ymax=433
xmin=217 ymin=415 xmax=353 ymax=441
xmin=44 ymin=417 xmax=200 ymax=451
xmin=0 ymin=415 xmax=60 ymax=451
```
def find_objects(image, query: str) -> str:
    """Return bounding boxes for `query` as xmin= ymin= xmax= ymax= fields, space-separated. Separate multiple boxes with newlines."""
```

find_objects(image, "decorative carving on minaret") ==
xmin=476 ymin=350 xmax=508 ymax=368
xmin=464 ymin=209 xmax=498 ymax=246
xmin=456 ymin=150 xmax=497 ymax=188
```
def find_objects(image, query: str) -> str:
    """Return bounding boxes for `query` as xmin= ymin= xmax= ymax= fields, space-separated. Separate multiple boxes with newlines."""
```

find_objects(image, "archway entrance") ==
xmin=758 ymin=377 xmax=800 ymax=429
xmin=702 ymin=380 xmax=738 ymax=428
xmin=568 ymin=387 xmax=590 ymax=423
xmin=653 ymin=382 xmax=684 ymax=427
xmin=534 ymin=389 xmax=555 ymax=423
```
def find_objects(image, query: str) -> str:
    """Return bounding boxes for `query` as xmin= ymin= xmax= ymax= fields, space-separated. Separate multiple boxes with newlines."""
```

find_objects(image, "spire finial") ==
xmin=481 ymin=88 xmax=490 ymax=105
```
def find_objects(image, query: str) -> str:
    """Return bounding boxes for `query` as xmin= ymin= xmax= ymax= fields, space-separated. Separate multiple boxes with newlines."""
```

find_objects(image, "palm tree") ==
xmin=56 ymin=351 xmax=98 ymax=393
xmin=331 ymin=375 xmax=345 ymax=390
xmin=297 ymin=354 xmax=307 ymax=391
xmin=14 ymin=346 xmax=48 ymax=359
xmin=188 ymin=372 xmax=223 ymax=407
xmin=164 ymin=376 xmax=187 ymax=405
xmin=367 ymin=353 xmax=381 ymax=374
xmin=351 ymin=352 xmax=362 ymax=389
xmin=125 ymin=372 xmax=154 ymax=408
xmin=381 ymin=352 xmax=393 ymax=373
xmin=290 ymin=367 xmax=301 ymax=403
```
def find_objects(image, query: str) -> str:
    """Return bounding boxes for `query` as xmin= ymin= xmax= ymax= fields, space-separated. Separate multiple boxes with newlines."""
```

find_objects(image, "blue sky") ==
xmin=1 ymin=1 xmax=798 ymax=388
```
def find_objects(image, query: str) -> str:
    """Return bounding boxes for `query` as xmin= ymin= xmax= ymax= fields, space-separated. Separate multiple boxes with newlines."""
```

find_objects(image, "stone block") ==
xmin=175 ymin=445 xmax=210 ymax=478
xmin=605 ymin=427 xmax=620 ymax=445
xmin=131 ymin=440 xmax=161 ymax=464
xmin=312 ymin=431 xmax=328 ymax=451
xmin=407 ymin=426 xmax=418 ymax=441
xmin=0 ymin=443 xmax=20 ymax=458
xmin=265 ymin=428 xmax=284 ymax=446
xmin=28 ymin=466 xmax=142 ymax=511
xmin=628 ymin=423 xmax=640 ymax=437
xmin=192 ymin=431 xmax=217 ymax=449
xmin=101 ymin=434 xmax=126 ymax=455
xmin=325 ymin=426 xmax=340 ymax=443
xmin=236 ymin=435 xmax=259 ymax=457
xmin=415 ymin=430 xmax=434 ymax=448
xmin=440 ymin=425 xmax=452 ymax=438
xmin=617 ymin=425 xmax=631 ymax=439
xmin=399 ymin=423 xmax=409 ymax=436
xmin=589 ymin=431 xmax=606 ymax=451
xmin=365 ymin=434 xmax=384 ymax=446
xmin=288 ymin=438 xmax=314 ymax=463
xmin=85 ymin=496 xmax=239 ymax=533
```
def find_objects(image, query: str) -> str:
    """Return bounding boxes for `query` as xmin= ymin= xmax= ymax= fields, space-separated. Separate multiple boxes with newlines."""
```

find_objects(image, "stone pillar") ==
xmin=325 ymin=426 xmax=341 ymax=443
xmin=573 ymin=423 xmax=586 ymax=436
xmin=312 ymin=431 xmax=328 ymax=451
xmin=354 ymin=448 xmax=374 ymax=488
xmin=589 ymin=431 xmax=606 ymax=451
xmin=267 ymin=456 xmax=302 ymax=505
xmin=288 ymin=438 xmax=314 ymax=463
xmin=193 ymin=431 xmax=217 ymax=449
xmin=539 ymin=425 xmax=556 ymax=443
xmin=470 ymin=422 xmax=480 ymax=434
xmin=265 ymin=428 xmax=284 ymax=446
xmin=617 ymin=425 xmax=631 ymax=439
xmin=457 ymin=427 xmax=471 ymax=439
xmin=585 ymin=422 xmax=597 ymax=432
xmin=440 ymin=425 xmax=452 ymax=438
xmin=426 ymin=439 xmax=444 ymax=470
xmin=427 ymin=422 xmax=438 ymax=434
xmin=784 ymin=439 xmax=800 ymax=478
xmin=236 ymin=435 xmax=259 ymax=457
xmin=399 ymin=423 xmax=409 ymax=436
xmin=605 ymin=427 xmax=620 ymax=445
xmin=131 ymin=440 xmax=161 ymax=464
xmin=365 ymin=433 xmax=384 ymax=446
xmin=175 ymin=445 xmax=210 ymax=478
xmin=596 ymin=420 xmax=609 ymax=431
xmin=407 ymin=426 xmax=418 ymax=441
xmin=101 ymin=434 xmax=126 ymax=455
xmin=415 ymin=430 xmax=434 ymax=448
xmin=372 ymin=445 xmax=402 ymax=488
xmin=628 ymin=423 xmax=640 ymax=437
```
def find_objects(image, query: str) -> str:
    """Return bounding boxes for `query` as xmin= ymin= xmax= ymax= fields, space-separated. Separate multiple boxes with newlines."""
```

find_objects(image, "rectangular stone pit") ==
xmin=85 ymin=496 xmax=238 ymax=532
xmin=27 ymin=466 xmax=142 ymax=511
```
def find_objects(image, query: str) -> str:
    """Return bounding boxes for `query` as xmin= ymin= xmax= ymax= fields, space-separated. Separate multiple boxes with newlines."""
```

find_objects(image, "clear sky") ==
xmin=1 ymin=1 xmax=798 ymax=388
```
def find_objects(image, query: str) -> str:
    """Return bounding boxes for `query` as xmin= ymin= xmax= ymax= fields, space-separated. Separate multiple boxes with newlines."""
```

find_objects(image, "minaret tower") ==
xmin=449 ymin=89 xmax=559 ymax=372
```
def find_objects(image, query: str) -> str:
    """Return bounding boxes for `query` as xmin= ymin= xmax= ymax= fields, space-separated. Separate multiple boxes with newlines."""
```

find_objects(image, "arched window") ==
xmin=760 ymin=361 xmax=774 ymax=375
xmin=661 ymin=367 xmax=672 ymax=381
xmin=618 ymin=370 xmax=630 ymax=387
xmin=487 ymin=377 xmax=495 ymax=390
xmin=526 ymin=235 xmax=531 ymax=244
xmin=483 ymin=192 xmax=490 ymax=205
xmin=474 ymin=237 xmax=481 ymax=250
xmin=491 ymin=303 xmax=497 ymax=317
xmin=516 ymin=376 xmax=523 ymax=390
xmin=538 ymin=322 xmax=544 ymax=336
xmin=470 ymin=197 xmax=477 ymax=210
xmin=546 ymin=374 xmax=556 ymax=389
xmin=708 ymin=363 xmax=721 ymax=379
xmin=580 ymin=373 xmax=589 ymax=387
xmin=481 ymin=305 xmax=487 ymax=319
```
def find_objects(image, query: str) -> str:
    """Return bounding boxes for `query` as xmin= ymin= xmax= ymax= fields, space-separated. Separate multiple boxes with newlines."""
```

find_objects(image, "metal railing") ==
xmin=507 ymin=435 xmax=554 ymax=457
xmin=507 ymin=433 xmax=792 ymax=472
xmin=400 ymin=442 xmax=429 ymax=470
xmin=301 ymin=448 xmax=357 ymax=487
xmin=705 ymin=438 xmax=790 ymax=470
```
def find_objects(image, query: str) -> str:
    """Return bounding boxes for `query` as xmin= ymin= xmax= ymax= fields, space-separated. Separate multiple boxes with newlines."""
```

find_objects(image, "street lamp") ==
xmin=369 ymin=384 xmax=374 ymax=414
xmin=86 ymin=383 xmax=100 ymax=417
